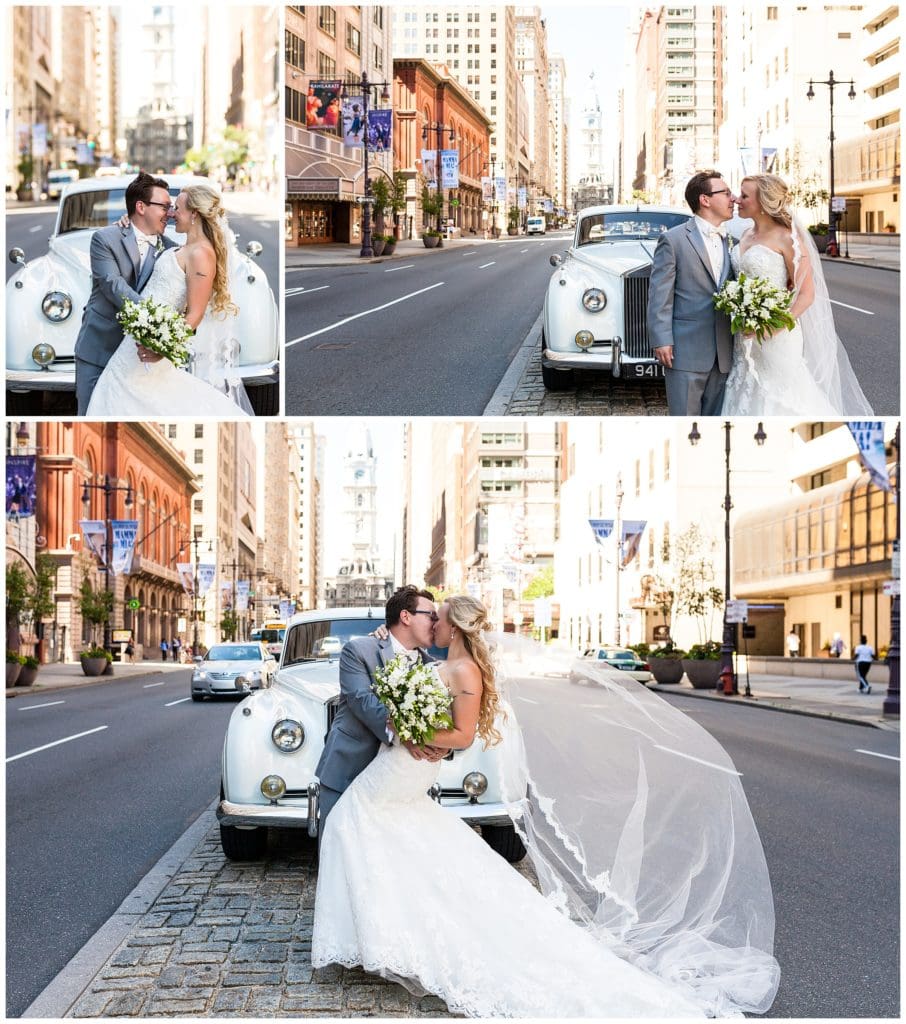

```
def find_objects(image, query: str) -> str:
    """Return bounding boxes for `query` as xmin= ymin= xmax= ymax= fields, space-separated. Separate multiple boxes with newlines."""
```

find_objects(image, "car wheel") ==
xmin=540 ymin=331 xmax=575 ymax=391
xmin=249 ymin=382 xmax=279 ymax=416
xmin=219 ymin=822 xmax=268 ymax=861
xmin=482 ymin=822 xmax=527 ymax=863
xmin=191 ymin=692 xmax=203 ymax=701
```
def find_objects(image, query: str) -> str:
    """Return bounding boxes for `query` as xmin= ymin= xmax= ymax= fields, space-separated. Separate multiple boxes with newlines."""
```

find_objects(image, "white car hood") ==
xmin=203 ymin=659 xmax=266 ymax=674
xmin=275 ymin=660 xmax=342 ymax=703
xmin=568 ymin=240 xmax=658 ymax=276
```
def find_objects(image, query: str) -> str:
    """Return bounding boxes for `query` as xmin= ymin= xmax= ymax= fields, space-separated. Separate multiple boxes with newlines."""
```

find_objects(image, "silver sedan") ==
xmin=191 ymin=642 xmax=277 ymax=701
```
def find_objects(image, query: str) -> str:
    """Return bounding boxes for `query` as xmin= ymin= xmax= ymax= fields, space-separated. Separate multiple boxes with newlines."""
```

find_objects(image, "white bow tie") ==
xmin=708 ymin=227 xmax=726 ymax=240
xmin=135 ymin=229 xmax=159 ymax=246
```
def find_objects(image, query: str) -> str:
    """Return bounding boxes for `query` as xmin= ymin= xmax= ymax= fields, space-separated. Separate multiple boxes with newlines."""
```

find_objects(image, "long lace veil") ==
xmin=190 ymin=215 xmax=254 ymax=414
xmin=792 ymin=216 xmax=873 ymax=414
xmin=487 ymin=634 xmax=780 ymax=1017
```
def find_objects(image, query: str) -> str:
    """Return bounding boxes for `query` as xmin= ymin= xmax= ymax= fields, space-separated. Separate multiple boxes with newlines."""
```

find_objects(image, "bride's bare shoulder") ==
xmin=443 ymin=657 xmax=483 ymax=697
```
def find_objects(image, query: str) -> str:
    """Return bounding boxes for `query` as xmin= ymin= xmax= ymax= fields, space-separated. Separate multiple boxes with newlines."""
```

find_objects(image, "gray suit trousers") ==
xmin=75 ymin=358 xmax=106 ymax=416
xmin=664 ymin=362 xmax=728 ymax=416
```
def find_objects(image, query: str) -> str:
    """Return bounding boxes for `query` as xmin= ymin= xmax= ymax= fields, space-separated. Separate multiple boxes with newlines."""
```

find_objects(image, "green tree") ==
xmin=6 ymin=562 xmax=30 ymax=651
xmin=674 ymin=525 xmax=724 ymax=645
xmin=220 ymin=610 xmax=238 ymax=641
xmin=77 ymin=577 xmax=114 ymax=647
xmin=370 ymin=175 xmax=391 ymax=236
xmin=522 ymin=565 xmax=554 ymax=601
xmin=389 ymin=171 xmax=408 ymax=236
xmin=28 ymin=554 xmax=56 ymax=631
xmin=420 ymin=177 xmax=444 ymax=231
xmin=220 ymin=126 xmax=250 ymax=181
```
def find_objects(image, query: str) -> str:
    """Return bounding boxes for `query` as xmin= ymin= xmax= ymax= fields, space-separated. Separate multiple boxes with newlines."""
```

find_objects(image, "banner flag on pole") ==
xmin=236 ymin=581 xmax=250 ymax=613
xmin=848 ymin=421 xmax=891 ymax=491
xmin=440 ymin=149 xmax=460 ymax=188
xmin=367 ymin=109 xmax=392 ymax=152
xmin=197 ymin=563 xmax=216 ymax=598
xmin=279 ymin=599 xmax=295 ymax=622
xmin=221 ymin=580 xmax=234 ymax=611
xmin=79 ymin=520 xmax=107 ymax=563
xmin=621 ymin=520 xmax=648 ymax=567
xmin=110 ymin=519 xmax=139 ymax=575
xmin=177 ymin=563 xmax=195 ymax=596
xmin=421 ymin=149 xmax=438 ymax=188
xmin=6 ymin=455 xmax=36 ymax=519
xmin=588 ymin=519 xmax=615 ymax=546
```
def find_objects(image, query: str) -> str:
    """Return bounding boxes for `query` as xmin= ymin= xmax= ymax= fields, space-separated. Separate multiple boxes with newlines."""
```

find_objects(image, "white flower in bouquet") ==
xmin=713 ymin=271 xmax=796 ymax=344
xmin=117 ymin=297 xmax=194 ymax=369
xmin=373 ymin=653 xmax=453 ymax=745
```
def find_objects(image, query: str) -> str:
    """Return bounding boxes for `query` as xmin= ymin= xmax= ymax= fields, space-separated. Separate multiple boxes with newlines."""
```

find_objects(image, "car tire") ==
xmin=540 ymin=331 xmax=575 ymax=391
xmin=219 ymin=822 xmax=268 ymax=861
xmin=191 ymin=692 xmax=203 ymax=701
xmin=482 ymin=822 xmax=527 ymax=863
xmin=249 ymin=382 xmax=279 ymax=416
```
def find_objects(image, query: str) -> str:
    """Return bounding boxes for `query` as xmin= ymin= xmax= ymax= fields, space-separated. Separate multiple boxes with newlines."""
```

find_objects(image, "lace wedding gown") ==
xmin=721 ymin=244 xmax=837 ymax=415
xmin=85 ymin=248 xmax=250 ymax=417
xmin=312 ymin=666 xmax=706 ymax=1018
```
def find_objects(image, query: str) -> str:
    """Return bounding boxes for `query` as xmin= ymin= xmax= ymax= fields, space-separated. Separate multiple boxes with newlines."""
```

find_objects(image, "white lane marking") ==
xmin=6 ymin=725 xmax=108 ymax=763
xmin=478 ymin=261 xmax=496 ymax=269
xmin=520 ymin=248 xmax=529 ymax=253
xmin=165 ymin=697 xmax=192 ymax=707
xmin=460 ymin=250 xmax=478 ymax=256
xmin=855 ymin=748 xmax=900 ymax=762
xmin=143 ymin=681 xmax=166 ymax=689
xmin=286 ymin=281 xmax=445 ymax=347
xmin=17 ymin=700 xmax=66 ymax=711
xmin=515 ymin=696 xmax=540 ymax=704
xmin=286 ymin=285 xmax=330 ymax=297
xmin=285 ymin=267 xmax=308 ymax=273
xmin=29 ymin=225 xmax=43 ymax=233
xmin=830 ymin=299 xmax=874 ymax=315
xmin=384 ymin=264 xmax=415 ymax=273
xmin=653 ymin=744 xmax=743 ymax=777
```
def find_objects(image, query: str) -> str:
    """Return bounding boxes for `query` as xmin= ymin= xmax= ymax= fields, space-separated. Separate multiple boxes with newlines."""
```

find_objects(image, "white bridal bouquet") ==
xmin=713 ymin=272 xmax=797 ymax=344
xmin=116 ymin=297 xmax=194 ymax=368
xmin=373 ymin=653 xmax=453 ymax=745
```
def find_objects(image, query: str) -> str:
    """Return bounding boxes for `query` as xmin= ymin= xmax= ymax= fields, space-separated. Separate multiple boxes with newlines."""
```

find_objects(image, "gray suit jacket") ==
xmin=647 ymin=220 xmax=734 ymax=374
xmin=315 ymin=635 xmax=437 ymax=795
xmin=74 ymin=225 xmax=178 ymax=369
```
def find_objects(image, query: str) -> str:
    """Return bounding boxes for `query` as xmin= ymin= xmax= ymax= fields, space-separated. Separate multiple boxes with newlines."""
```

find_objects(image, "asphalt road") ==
xmin=511 ymin=678 xmax=899 ymax=1018
xmin=5 ymin=673 xmax=237 ymax=1017
xmin=285 ymin=232 xmax=566 ymax=415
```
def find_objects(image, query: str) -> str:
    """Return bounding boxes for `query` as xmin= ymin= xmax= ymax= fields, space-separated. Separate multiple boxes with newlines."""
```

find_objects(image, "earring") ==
xmin=191 ymin=214 xmax=196 ymax=225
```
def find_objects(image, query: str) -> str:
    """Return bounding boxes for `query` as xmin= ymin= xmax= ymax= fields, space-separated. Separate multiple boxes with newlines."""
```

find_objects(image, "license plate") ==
xmin=630 ymin=362 xmax=665 ymax=379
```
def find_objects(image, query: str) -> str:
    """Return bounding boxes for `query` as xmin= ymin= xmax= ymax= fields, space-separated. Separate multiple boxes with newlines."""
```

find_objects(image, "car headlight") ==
xmin=271 ymin=719 xmax=305 ymax=752
xmin=574 ymin=330 xmax=594 ymax=350
xmin=41 ymin=291 xmax=73 ymax=322
xmin=260 ymin=775 xmax=286 ymax=800
xmin=462 ymin=771 xmax=488 ymax=798
xmin=193 ymin=671 xmax=207 ymax=681
xmin=32 ymin=343 xmax=56 ymax=368
xmin=582 ymin=287 xmax=606 ymax=312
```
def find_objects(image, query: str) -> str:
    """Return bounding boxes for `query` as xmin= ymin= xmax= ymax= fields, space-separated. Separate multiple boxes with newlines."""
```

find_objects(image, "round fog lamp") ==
xmin=272 ymin=719 xmax=305 ymax=752
xmin=41 ymin=290 xmax=73 ymax=322
xmin=32 ymin=343 xmax=56 ymax=368
xmin=260 ymin=775 xmax=286 ymax=800
xmin=575 ymin=330 xmax=594 ymax=350
xmin=582 ymin=287 xmax=607 ymax=312
xmin=463 ymin=771 xmax=488 ymax=798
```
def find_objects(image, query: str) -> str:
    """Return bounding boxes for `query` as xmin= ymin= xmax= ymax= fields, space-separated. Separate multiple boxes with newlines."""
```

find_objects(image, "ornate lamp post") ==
xmin=186 ymin=535 xmax=213 ymax=656
xmin=423 ymin=119 xmax=456 ymax=237
xmin=614 ymin=473 xmax=624 ymax=646
xmin=81 ymin=475 xmax=133 ymax=652
xmin=806 ymin=70 xmax=856 ymax=257
xmin=884 ymin=424 xmax=900 ymax=718
xmin=357 ymin=70 xmax=392 ymax=259
xmin=688 ymin=421 xmax=767 ymax=693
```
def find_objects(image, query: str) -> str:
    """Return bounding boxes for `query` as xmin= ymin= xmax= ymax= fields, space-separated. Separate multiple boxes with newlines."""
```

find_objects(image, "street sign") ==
xmin=883 ymin=580 xmax=900 ymax=596
xmin=533 ymin=597 xmax=552 ymax=628
xmin=831 ymin=197 xmax=847 ymax=212
xmin=128 ymin=598 xmax=141 ymax=609
xmin=725 ymin=599 xmax=749 ymax=623
xmin=652 ymin=624 xmax=671 ymax=641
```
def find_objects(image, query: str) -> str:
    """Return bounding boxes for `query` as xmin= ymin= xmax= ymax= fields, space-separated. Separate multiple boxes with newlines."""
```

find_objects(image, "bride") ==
xmin=86 ymin=184 xmax=253 ymax=416
xmin=722 ymin=173 xmax=873 ymax=415
xmin=312 ymin=594 xmax=780 ymax=1018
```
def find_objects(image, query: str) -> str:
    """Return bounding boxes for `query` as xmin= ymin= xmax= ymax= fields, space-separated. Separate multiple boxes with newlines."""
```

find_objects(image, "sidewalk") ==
xmin=6 ymin=660 xmax=189 ymax=698
xmin=819 ymin=235 xmax=899 ymax=271
xmin=286 ymin=233 xmax=512 ymax=269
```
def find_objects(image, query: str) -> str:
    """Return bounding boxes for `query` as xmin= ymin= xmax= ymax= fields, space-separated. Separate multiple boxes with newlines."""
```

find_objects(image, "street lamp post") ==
xmin=884 ymin=424 xmax=900 ymax=718
xmin=806 ymin=70 xmax=856 ymax=257
xmin=423 ymin=119 xmax=456 ymax=237
xmin=615 ymin=473 xmax=624 ymax=646
xmin=221 ymin=556 xmax=242 ymax=641
xmin=357 ymin=70 xmax=392 ymax=260
xmin=188 ymin=535 xmax=213 ymax=656
xmin=81 ymin=474 xmax=133 ymax=653
xmin=489 ymin=153 xmax=499 ymax=238
xmin=688 ymin=421 xmax=767 ymax=693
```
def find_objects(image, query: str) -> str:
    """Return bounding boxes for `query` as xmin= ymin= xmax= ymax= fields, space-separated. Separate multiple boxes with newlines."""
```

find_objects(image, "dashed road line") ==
xmin=478 ymin=261 xmax=496 ymax=269
xmin=286 ymin=285 xmax=330 ymax=297
xmin=164 ymin=697 xmax=192 ymax=707
xmin=384 ymin=264 xmax=415 ymax=272
xmin=830 ymin=299 xmax=874 ymax=315
xmin=17 ymin=700 xmax=66 ymax=711
xmin=653 ymin=744 xmax=743 ymax=776
xmin=143 ymin=682 xmax=166 ymax=689
xmin=855 ymin=748 xmax=899 ymax=762
xmin=7 ymin=726 xmax=108 ymax=763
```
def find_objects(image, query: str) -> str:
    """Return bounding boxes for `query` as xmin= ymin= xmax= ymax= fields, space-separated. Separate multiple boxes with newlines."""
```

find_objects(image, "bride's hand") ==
xmin=136 ymin=343 xmax=163 ymax=364
xmin=370 ymin=624 xmax=390 ymax=641
xmin=116 ymin=213 xmax=130 ymax=229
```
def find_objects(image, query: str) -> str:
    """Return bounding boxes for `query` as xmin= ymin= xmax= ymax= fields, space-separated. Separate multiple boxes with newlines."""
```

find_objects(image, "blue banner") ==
xmin=589 ymin=519 xmax=615 ymax=545
xmin=342 ymin=96 xmax=365 ymax=147
xmin=367 ymin=109 xmax=392 ymax=153
xmin=621 ymin=520 xmax=648 ymax=567
xmin=110 ymin=519 xmax=139 ymax=575
xmin=440 ymin=149 xmax=459 ymax=188
xmin=6 ymin=455 xmax=36 ymax=519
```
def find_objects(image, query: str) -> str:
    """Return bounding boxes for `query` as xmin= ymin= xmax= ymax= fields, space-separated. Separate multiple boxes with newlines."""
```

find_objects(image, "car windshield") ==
xmin=259 ymin=629 xmax=284 ymax=644
xmin=57 ymin=185 xmax=181 ymax=234
xmin=282 ymin=617 xmax=382 ymax=665
xmin=207 ymin=645 xmax=261 ymax=662
xmin=576 ymin=212 xmax=688 ymax=246
xmin=599 ymin=650 xmax=635 ymax=661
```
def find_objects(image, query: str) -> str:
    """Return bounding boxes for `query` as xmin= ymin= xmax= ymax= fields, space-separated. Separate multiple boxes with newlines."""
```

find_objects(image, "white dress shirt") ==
xmin=132 ymin=225 xmax=159 ymax=264
xmin=694 ymin=214 xmax=726 ymax=281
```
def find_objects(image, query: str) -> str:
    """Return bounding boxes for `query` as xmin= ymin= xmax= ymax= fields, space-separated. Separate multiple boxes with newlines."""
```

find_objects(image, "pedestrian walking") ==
xmin=786 ymin=629 xmax=800 ymax=658
xmin=854 ymin=634 xmax=875 ymax=693
xmin=831 ymin=633 xmax=846 ymax=658
xmin=125 ymin=633 xmax=135 ymax=664
xmin=171 ymin=637 xmax=181 ymax=662
xmin=160 ymin=638 xmax=169 ymax=661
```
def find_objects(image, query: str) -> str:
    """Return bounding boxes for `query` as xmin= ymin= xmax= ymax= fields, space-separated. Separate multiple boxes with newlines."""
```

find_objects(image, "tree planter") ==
xmin=81 ymin=657 xmax=109 ymax=677
xmin=422 ymin=235 xmax=439 ymax=248
xmin=682 ymin=659 xmax=721 ymax=689
xmin=17 ymin=664 xmax=38 ymax=686
xmin=649 ymin=658 xmax=685 ymax=685
xmin=507 ymin=227 xmax=519 ymax=236
xmin=382 ymin=240 xmax=396 ymax=256
xmin=6 ymin=662 xmax=22 ymax=687
xmin=809 ymin=233 xmax=829 ymax=254
xmin=371 ymin=239 xmax=386 ymax=257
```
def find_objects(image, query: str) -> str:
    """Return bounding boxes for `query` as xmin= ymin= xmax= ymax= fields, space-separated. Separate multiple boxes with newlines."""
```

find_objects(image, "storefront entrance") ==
xmin=299 ymin=203 xmax=334 ymax=244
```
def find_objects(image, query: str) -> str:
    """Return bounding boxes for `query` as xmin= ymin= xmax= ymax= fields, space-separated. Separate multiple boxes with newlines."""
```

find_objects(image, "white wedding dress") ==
xmin=86 ymin=248 xmax=251 ymax=417
xmin=313 ymin=664 xmax=710 ymax=1018
xmin=721 ymin=244 xmax=837 ymax=415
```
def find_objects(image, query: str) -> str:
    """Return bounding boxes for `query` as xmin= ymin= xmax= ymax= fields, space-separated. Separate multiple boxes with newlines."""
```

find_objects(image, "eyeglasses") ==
xmin=145 ymin=201 xmax=174 ymax=211
xmin=411 ymin=610 xmax=439 ymax=622
xmin=704 ymin=189 xmax=732 ymax=197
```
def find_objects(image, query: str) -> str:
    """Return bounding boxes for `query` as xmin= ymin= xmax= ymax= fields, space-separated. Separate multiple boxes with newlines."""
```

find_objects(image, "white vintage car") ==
xmin=540 ymin=204 xmax=691 ymax=390
xmin=7 ymin=174 xmax=279 ymax=413
xmin=217 ymin=607 xmax=526 ymax=863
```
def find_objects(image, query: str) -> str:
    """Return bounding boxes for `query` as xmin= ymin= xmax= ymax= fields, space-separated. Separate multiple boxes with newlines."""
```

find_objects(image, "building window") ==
xmin=373 ymin=6 xmax=382 ymax=28
xmin=318 ymin=7 xmax=336 ymax=36
xmin=664 ymin=440 xmax=670 ymax=481
xmin=194 ymin=449 xmax=203 ymax=464
xmin=767 ymin=6 xmax=778 ymax=18
xmin=194 ymin=499 xmax=203 ymax=514
xmin=346 ymin=23 xmax=361 ymax=55
xmin=634 ymin=459 xmax=640 ymax=497
xmin=318 ymin=51 xmax=336 ymax=77
xmin=373 ymin=43 xmax=383 ymax=69
xmin=194 ymin=423 xmax=204 ymax=438
xmin=167 ymin=424 xmax=177 ymax=438
xmin=285 ymin=30 xmax=304 ymax=69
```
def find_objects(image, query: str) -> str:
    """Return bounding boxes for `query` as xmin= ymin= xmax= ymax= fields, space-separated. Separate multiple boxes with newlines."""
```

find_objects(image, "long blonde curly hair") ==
xmin=742 ymin=174 xmax=793 ymax=228
xmin=445 ymin=594 xmax=505 ymax=747
xmin=181 ymin=184 xmax=238 ymax=316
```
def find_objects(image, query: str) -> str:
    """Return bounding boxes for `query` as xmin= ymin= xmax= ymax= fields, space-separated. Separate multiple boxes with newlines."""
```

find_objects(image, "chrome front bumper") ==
xmin=542 ymin=336 xmax=658 ymax=378
xmin=7 ymin=360 xmax=279 ymax=392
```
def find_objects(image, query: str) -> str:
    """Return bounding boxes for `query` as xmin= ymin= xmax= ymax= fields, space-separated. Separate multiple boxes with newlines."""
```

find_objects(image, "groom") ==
xmin=74 ymin=171 xmax=178 ymax=414
xmin=647 ymin=170 xmax=736 ymax=416
xmin=314 ymin=585 xmax=447 ymax=838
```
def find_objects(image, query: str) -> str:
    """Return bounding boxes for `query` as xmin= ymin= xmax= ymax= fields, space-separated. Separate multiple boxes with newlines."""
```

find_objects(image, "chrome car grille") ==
xmin=325 ymin=696 xmax=340 ymax=740
xmin=623 ymin=267 xmax=651 ymax=359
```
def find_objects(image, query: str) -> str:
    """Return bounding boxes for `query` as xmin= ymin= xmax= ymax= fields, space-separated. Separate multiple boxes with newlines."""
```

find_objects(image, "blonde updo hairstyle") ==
xmin=181 ymin=184 xmax=238 ymax=316
xmin=742 ymin=174 xmax=792 ymax=228
xmin=444 ymin=594 xmax=504 ymax=747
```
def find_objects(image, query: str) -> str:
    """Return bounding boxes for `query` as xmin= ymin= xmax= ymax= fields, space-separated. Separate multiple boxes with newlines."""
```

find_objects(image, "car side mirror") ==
xmin=245 ymin=240 xmax=263 ymax=258
xmin=9 ymin=247 xmax=25 ymax=266
xmin=549 ymin=253 xmax=563 ymax=267
xmin=193 ymin=655 xmax=204 ymax=665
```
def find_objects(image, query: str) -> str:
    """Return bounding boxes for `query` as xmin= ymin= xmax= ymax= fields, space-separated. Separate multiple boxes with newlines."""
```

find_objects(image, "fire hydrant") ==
xmin=720 ymin=666 xmax=734 ymax=695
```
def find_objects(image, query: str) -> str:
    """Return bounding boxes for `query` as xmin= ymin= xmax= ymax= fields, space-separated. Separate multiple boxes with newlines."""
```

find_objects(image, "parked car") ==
xmin=574 ymin=646 xmax=653 ymax=684
xmin=526 ymin=215 xmax=546 ymax=235
xmin=192 ymin=642 xmax=277 ymax=700
xmin=217 ymin=607 xmax=526 ymax=863
xmin=46 ymin=168 xmax=80 ymax=200
xmin=7 ymin=173 xmax=279 ymax=413
xmin=540 ymin=204 xmax=691 ymax=390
